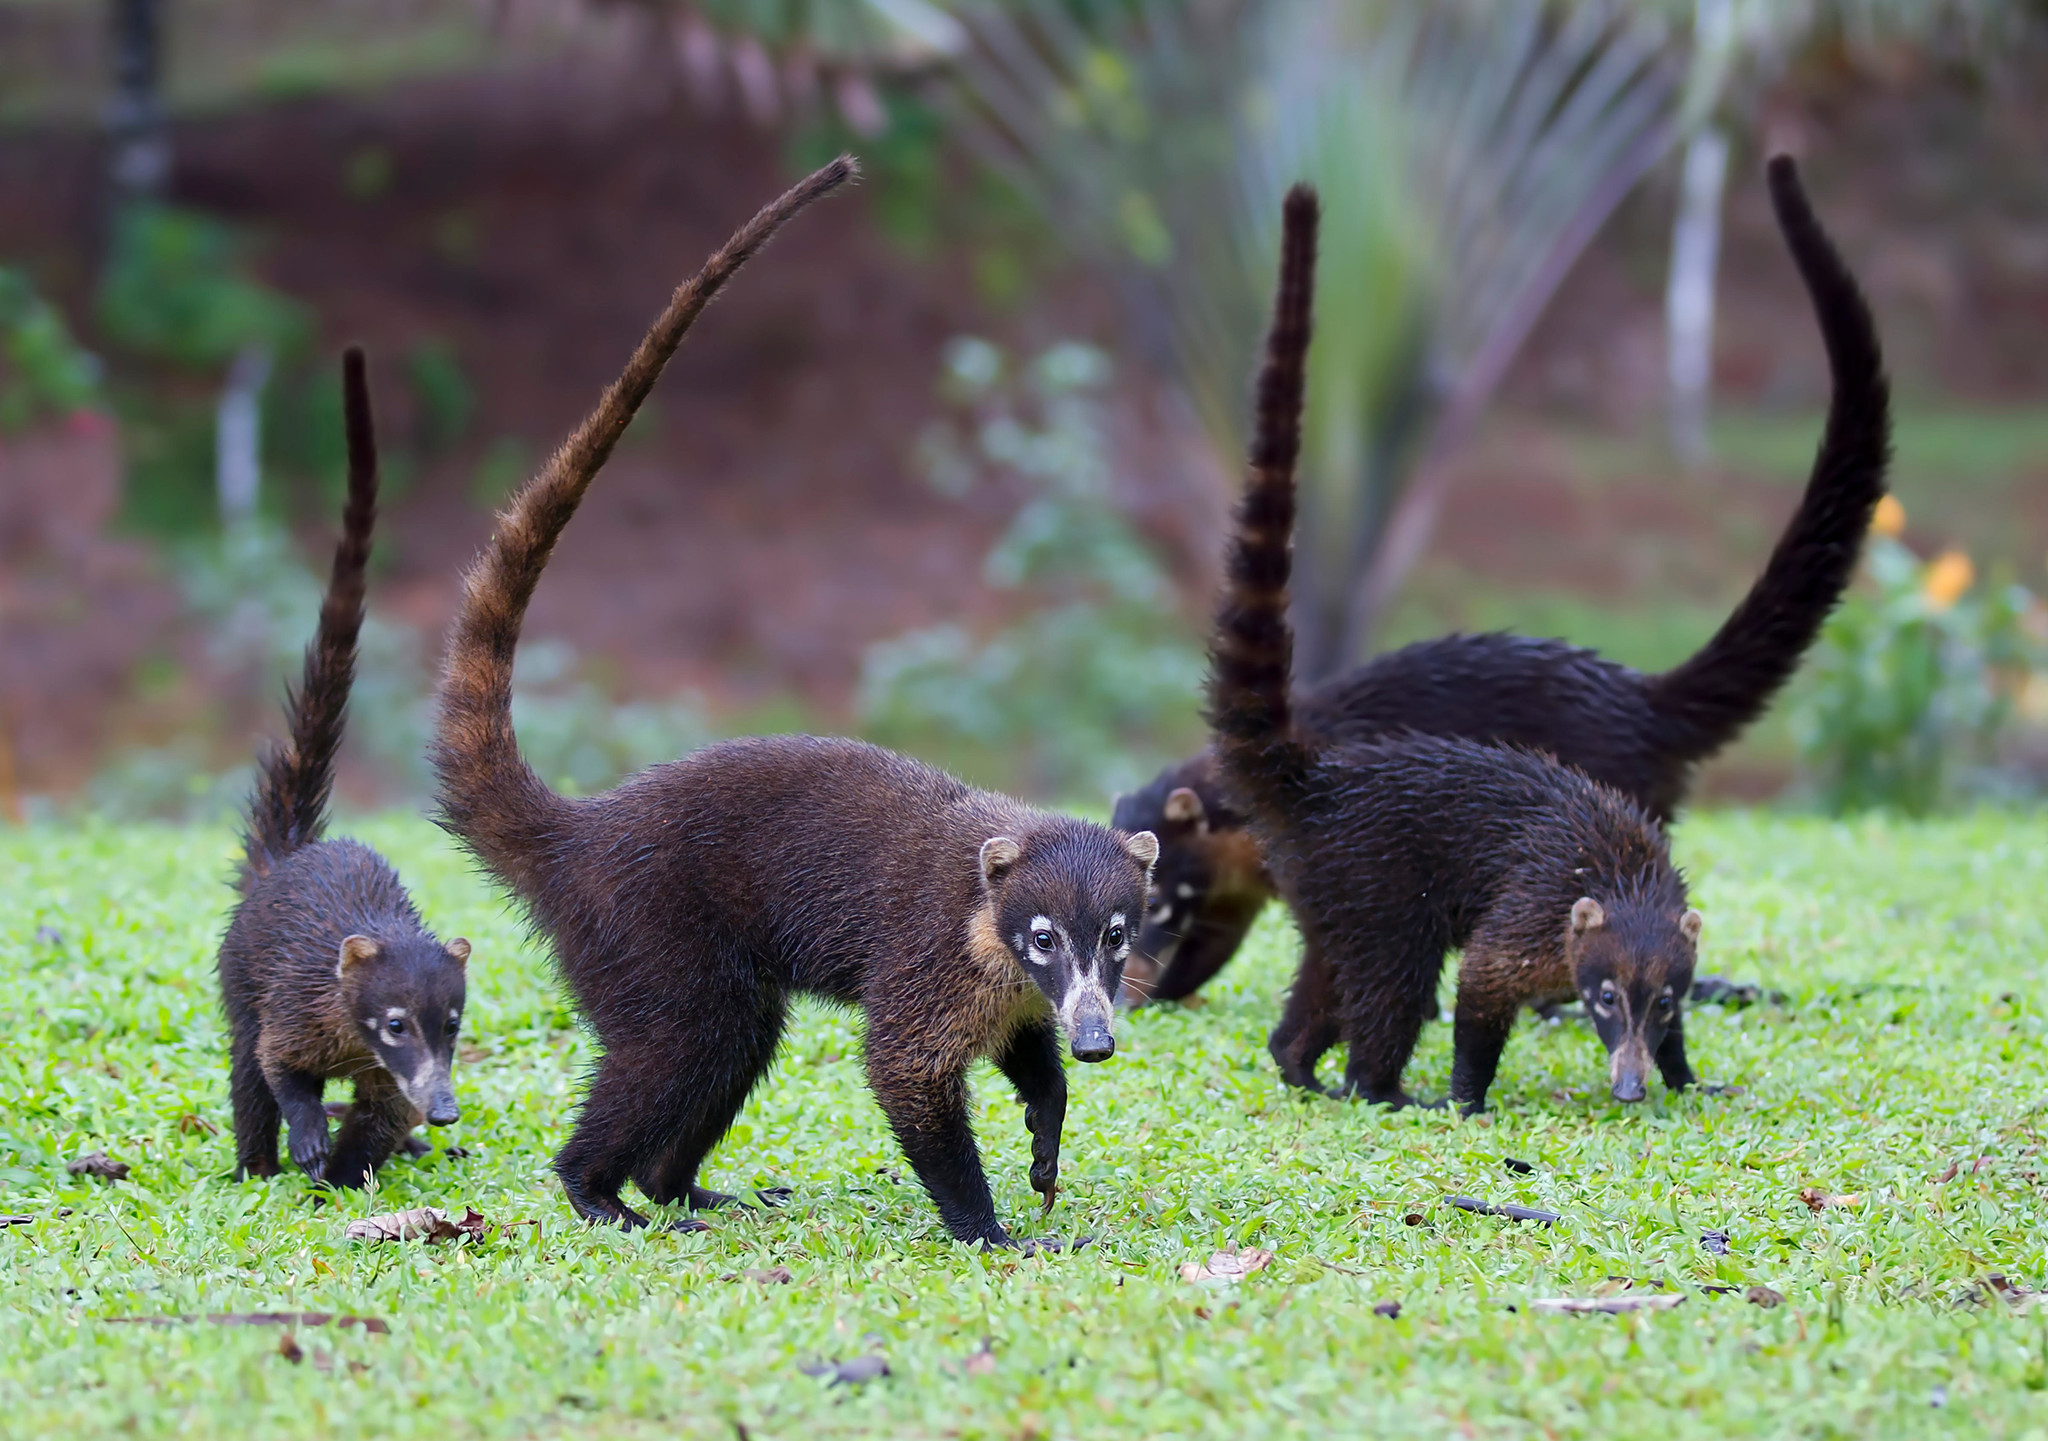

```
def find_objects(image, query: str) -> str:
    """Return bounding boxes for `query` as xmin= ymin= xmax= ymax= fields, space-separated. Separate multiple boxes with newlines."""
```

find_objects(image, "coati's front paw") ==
xmin=1017 ymin=1235 xmax=1092 ymax=1256
xmin=1029 ymin=1160 xmax=1059 ymax=1212
xmin=287 ymin=1125 xmax=330 ymax=1178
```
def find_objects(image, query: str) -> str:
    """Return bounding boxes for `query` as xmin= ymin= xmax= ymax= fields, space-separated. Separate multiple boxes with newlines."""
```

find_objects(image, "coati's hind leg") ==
xmin=557 ymin=995 xmax=786 ymax=1230
xmin=626 ymin=993 xmax=787 ymax=1216
xmin=1268 ymin=939 xmax=1342 ymax=1092
xmin=993 ymin=1017 xmax=1066 ymax=1214
xmin=1333 ymin=933 xmax=1447 ymax=1109
xmin=324 ymin=1070 xmax=421 ymax=1189
xmin=229 ymin=1027 xmax=282 ymax=1179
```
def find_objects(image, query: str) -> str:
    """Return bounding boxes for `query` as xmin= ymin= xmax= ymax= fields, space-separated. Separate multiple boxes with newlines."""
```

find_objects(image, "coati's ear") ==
xmin=1123 ymin=829 xmax=1160 ymax=872
xmin=1162 ymin=787 xmax=1206 ymax=828
xmin=446 ymin=937 xmax=472 ymax=966
xmin=1570 ymin=898 xmax=1606 ymax=935
xmin=979 ymin=836 xmax=1022 ymax=887
xmin=1679 ymin=909 xmax=1703 ymax=945
xmin=337 ymin=934 xmax=381 ymax=978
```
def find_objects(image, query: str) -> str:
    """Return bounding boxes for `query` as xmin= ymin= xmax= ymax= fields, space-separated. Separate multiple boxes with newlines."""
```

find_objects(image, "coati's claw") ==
xmin=753 ymin=1186 xmax=794 ymax=1207
xmin=1038 ymin=1183 xmax=1058 ymax=1216
xmin=1018 ymin=1235 xmax=1092 ymax=1256
xmin=289 ymin=1130 xmax=330 ymax=1178
xmin=665 ymin=1217 xmax=712 ymax=1234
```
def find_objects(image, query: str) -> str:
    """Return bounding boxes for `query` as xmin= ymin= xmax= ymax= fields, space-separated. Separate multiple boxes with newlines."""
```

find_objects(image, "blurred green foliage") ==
xmin=0 ymin=267 xmax=101 ymax=431
xmin=96 ymin=205 xmax=307 ymax=369
xmin=1794 ymin=532 xmax=2047 ymax=815
xmin=858 ymin=337 xmax=1204 ymax=799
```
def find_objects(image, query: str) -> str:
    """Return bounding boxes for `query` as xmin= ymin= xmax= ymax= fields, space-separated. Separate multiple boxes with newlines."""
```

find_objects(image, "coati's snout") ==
xmin=1567 ymin=897 xmax=1702 ymax=1103
xmin=339 ymin=932 xmax=471 ymax=1125
xmin=979 ymin=826 xmax=1158 ymax=1061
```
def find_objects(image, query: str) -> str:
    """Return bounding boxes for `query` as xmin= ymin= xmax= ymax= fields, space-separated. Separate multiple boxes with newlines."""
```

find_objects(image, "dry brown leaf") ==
xmin=1798 ymin=1188 xmax=1862 ymax=1212
xmin=343 ymin=1206 xmax=491 ymax=1244
xmin=1179 ymin=1246 xmax=1275 ymax=1284
xmin=1531 ymin=1293 xmax=1686 ymax=1315
xmin=1746 ymin=1285 xmax=1786 ymax=1309
xmin=722 ymin=1266 xmax=794 ymax=1284
xmin=66 ymin=1151 xmax=129 ymax=1182
xmin=176 ymin=1114 xmax=218 ymax=1137
xmin=277 ymin=1332 xmax=304 ymax=1364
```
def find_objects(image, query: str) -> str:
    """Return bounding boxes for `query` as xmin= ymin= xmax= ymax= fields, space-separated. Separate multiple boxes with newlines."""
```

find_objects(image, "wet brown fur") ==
xmin=218 ymin=350 xmax=471 ymax=1186
xmin=1208 ymin=186 xmax=1703 ymax=1112
xmin=429 ymin=161 xmax=1158 ymax=1247
xmin=1120 ymin=157 xmax=1888 ymax=1008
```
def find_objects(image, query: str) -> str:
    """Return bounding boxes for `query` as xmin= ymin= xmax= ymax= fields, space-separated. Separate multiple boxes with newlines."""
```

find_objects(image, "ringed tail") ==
xmin=240 ymin=346 xmax=378 ymax=888
xmin=1645 ymin=155 xmax=1892 ymax=759
xmin=431 ymin=157 xmax=857 ymax=891
xmin=1205 ymin=183 xmax=1319 ymax=811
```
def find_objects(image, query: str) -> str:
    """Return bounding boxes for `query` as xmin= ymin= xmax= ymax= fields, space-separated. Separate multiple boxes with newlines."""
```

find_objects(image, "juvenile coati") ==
xmin=1119 ymin=155 xmax=1888 ymax=1008
xmin=1212 ymin=184 xmax=1704 ymax=1113
xmin=430 ymin=159 xmax=1159 ymax=1247
xmin=218 ymin=349 xmax=472 ymax=1186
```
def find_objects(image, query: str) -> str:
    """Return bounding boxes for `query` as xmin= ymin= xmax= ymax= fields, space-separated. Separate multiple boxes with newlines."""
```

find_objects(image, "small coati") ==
xmin=218 ymin=349 xmax=472 ymax=1186
xmin=1211 ymin=184 xmax=1704 ymax=1113
xmin=1118 ymin=155 xmax=1889 ymax=1008
xmin=430 ymin=158 xmax=1159 ymax=1247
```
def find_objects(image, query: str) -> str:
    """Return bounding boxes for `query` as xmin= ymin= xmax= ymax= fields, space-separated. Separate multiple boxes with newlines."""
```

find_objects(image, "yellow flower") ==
xmin=1922 ymin=550 xmax=1975 ymax=611
xmin=1871 ymin=494 xmax=1906 ymax=538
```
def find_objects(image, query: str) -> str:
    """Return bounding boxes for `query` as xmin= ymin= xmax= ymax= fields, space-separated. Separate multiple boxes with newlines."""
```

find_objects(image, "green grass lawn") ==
xmin=4 ymin=811 xmax=2048 ymax=1439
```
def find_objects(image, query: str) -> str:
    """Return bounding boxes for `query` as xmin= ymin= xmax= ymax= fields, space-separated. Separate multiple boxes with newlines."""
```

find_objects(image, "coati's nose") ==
xmin=426 ymin=1094 xmax=461 ymax=1126
xmin=1071 ymin=1019 xmax=1116 ymax=1063
xmin=1610 ymin=1072 xmax=1648 ymax=1104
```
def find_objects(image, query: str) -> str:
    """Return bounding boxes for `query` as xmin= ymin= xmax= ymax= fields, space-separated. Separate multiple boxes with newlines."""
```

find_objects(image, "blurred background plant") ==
xmin=943 ymin=0 xmax=1688 ymax=679
xmin=0 ymin=267 xmax=103 ymax=430
xmin=858 ymin=337 xmax=1204 ymax=799
xmin=1792 ymin=498 xmax=2048 ymax=815
xmin=4 ymin=0 xmax=2048 ymax=818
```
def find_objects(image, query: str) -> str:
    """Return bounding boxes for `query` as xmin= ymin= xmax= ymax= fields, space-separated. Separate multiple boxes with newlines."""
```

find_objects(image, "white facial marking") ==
xmin=1175 ymin=883 xmax=1195 ymax=898
xmin=1025 ymin=915 xmax=1054 ymax=966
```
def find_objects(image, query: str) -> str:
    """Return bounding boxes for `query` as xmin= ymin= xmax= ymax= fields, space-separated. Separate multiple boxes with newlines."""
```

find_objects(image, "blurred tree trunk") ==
xmin=1665 ymin=123 xmax=1728 ymax=467
xmin=107 ymin=0 xmax=168 ymax=201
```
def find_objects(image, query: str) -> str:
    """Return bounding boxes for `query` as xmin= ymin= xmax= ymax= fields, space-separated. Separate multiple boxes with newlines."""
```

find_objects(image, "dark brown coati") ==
xmin=429 ymin=159 xmax=1160 ymax=1247
xmin=218 ymin=349 xmax=472 ymax=1187
xmin=1119 ymin=155 xmax=1888 ymax=1008
xmin=1211 ymin=184 xmax=1704 ymax=1113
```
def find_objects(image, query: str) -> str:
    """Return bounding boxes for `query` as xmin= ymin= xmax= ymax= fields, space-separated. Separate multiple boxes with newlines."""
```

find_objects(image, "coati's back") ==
xmin=1276 ymin=732 xmax=1672 ymax=954
xmin=1295 ymin=634 xmax=1676 ymax=817
xmin=515 ymin=733 xmax=1047 ymax=1006
xmin=219 ymin=837 xmax=422 ymax=1020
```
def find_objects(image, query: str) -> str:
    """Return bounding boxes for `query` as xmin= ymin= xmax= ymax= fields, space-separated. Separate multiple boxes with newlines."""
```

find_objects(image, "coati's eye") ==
xmin=1032 ymin=929 xmax=1055 ymax=952
xmin=386 ymin=1017 xmax=407 ymax=1036
xmin=1657 ymin=994 xmax=1674 ymax=1014
xmin=1598 ymin=983 xmax=1617 ymax=1008
xmin=1106 ymin=924 xmax=1126 ymax=949
xmin=445 ymin=1015 xmax=461 ymax=1037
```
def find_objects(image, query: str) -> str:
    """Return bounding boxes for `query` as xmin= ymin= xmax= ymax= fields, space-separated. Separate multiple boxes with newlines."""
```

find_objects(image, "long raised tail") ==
xmin=1645 ymin=155 xmax=1891 ymax=759
xmin=241 ymin=347 xmax=378 ymax=888
xmin=431 ymin=158 xmax=856 ymax=892
xmin=1205 ymin=184 xmax=1319 ymax=814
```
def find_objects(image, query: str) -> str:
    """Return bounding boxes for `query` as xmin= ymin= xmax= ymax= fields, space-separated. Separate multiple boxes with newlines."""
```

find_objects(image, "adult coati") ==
xmin=430 ymin=159 xmax=1159 ymax=1247
xmin=218 ymin=349 xmax=472 ymax=1186
xmin=1212 ymin=184 xmax=1705 ymax=1113
xmin=1118 ymin=155 xmax=1888 ymax=1008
